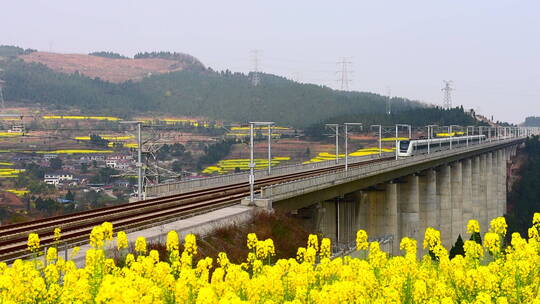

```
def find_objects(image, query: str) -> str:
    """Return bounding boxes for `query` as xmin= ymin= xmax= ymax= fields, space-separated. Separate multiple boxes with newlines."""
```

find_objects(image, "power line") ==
xmin=336 ymin=57 xmax=353 ymax=91
xmin=442 ymin=80 xmax=454 ymax=109
xmin=250 ymin=50 xmax=261 ymax=86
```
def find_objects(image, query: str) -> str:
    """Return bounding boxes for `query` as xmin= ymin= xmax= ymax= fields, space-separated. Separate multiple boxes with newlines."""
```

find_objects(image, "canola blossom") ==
xmin=43 ymin=115 xmax=121 ymax=121
xmin=202 ymin=157 xmax=292 ymax=175
xmin=302 ymin=147 xmax=394 ymax=164
xmin=4 ymin=214 xmax=540 ymax=303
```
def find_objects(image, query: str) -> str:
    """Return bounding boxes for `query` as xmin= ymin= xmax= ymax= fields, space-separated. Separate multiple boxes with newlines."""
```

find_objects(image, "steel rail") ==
xmin=0 ymin=156 xmax=392 ymax=262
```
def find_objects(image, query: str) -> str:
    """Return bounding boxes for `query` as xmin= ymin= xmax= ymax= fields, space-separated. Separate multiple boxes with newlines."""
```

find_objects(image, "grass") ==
xmin=115 ymin=211 xmax=313 ymax=265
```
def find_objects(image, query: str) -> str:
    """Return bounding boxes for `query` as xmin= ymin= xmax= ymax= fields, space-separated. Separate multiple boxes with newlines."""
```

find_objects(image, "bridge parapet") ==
xmin=145 ymin=152 xmax=390 ymax=197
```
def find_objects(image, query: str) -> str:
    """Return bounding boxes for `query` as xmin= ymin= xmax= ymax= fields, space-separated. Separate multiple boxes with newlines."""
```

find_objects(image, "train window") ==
xmin=400 ymin=141 xmax=410 ymax=152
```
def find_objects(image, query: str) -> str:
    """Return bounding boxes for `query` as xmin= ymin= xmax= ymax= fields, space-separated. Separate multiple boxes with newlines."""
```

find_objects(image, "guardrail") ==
xmin=260 ymin=138 xmax=524 ymax=201
xmin=145 ymin=152 xmax=393 ymax=197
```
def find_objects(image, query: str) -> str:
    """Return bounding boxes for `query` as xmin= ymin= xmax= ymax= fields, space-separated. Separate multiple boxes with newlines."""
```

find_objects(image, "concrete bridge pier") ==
xmin=479 ymin=154 xmax=489 ymax=232
xmin=486 ymin=153 xmax=497 ymax=223
xmin=499 ymin=149 xmax=507 ymax=216
xmin=437 ymin=165 xmax=452 ymax=248
xmin=295 ymin=142 xmax=520 ymax=256
xmin=451 ymin=162 xmax=463 ymax=241
xmin=471 ymin=156 xmax=481 ymax=224
xmin=398 ymin=175 xmax=420 ymax=244
xmin=462 ymin=159 xmax=473 ymax=237
xmin=318 ymin=196 xmax=360 ymax=249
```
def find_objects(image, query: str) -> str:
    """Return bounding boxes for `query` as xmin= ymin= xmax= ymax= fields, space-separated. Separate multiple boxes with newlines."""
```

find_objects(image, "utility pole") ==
xmin=325 ymin=124 xmax=339 ymax=164
xmin=251 ymin=50 xmax=261 ymax=86
xmin=337 ymin=58 xmax=352 ymax=91
xmin=427 ymin=125 xmax=438 ymax=154
xmin=344 ymin=123 xmax=363 ymax=171
xmin=120 ymin=121 xmax=144 ymax=201
xmin=248 ymin=122 xmax=274 ymax=205
xmin=442 ymin=80 xmax=454 ymax=109
xmin=371 ymin=125 xmax=383 ymax=157
xmin=449 ymin=125 xmax=460 ymax=149
xmin=137 ymin=122 xmax=142 ymax=200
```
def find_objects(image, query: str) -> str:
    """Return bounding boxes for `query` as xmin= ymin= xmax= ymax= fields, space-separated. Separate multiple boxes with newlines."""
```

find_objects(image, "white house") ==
xmin=44 ymin=172 xmax=74 ymax=186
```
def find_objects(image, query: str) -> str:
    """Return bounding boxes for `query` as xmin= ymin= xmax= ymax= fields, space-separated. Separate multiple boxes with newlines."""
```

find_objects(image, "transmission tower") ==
xmin=442 ymin=80 xmax=454 ymax=109
xmin=386 ymin=87 xmax=392 ymax=115
xmin=250 ymin=50 xmax=261 ymax=86
xmin=336 ymin=58 xmax=352 ymax=91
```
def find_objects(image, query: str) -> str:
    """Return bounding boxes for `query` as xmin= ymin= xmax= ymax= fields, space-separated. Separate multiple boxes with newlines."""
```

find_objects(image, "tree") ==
xmin=49 ymin=158 xmax=63 ymax=170
xmin=91 ymin=167 xmax=119 ymax=184
xmin=449 ymin=235 xmax=465 ymax=259
xmin=81 ymin=163 xmax=89 ymax=173
xmin=171 ymin=161 xmax=182 ymax=173
xmin=65 ymin=190 xmax=75 ymax=201
xmin=89 ymin=134 xmax=109 ymax=147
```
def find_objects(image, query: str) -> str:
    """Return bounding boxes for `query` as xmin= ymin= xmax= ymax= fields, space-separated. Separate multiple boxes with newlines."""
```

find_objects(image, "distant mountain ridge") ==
xmin=0 ymin=46 xmax=427 ymax=127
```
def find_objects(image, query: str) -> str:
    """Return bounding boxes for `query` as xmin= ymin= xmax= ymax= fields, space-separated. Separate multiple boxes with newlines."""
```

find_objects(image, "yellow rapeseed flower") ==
xmin=484 ymin=232 xmax=501 ymax=254
xmin=135 ymin=237 xmax=147 ymax=255
xmin=101 ymin=222 xmax=113 ymax=241
xmin=6 ymin=220 xmax=540 ymax=303
xmin=53 ymin=228 xmax=61 ymax=241
xmin=533 ymin=212 xmax=540 ymax=227
xmin=467 ymin=219 xmax=481 ymax=234
xmin=464 ymin=240 xmax=484 ymax=259
xmin=356 ymin=230 xmax=368 ymax=250
xmin=46 ymin=247 xmax=57 ymax=263
xmin=247 ymin=233 xmax=258 ymax=250
xmin=116 ymin=231 xmax=128 ymax=250
xmin=320 ymin=238 xmax=331 ymax=259
xmin=184 ymin=234 xmax=197 ymax=255
xmin=400 ymin=237 xmax=417 ymax=258
xmin=489 ymin=217 xmax=507 ymax=235
xmin=89 ymin=225 xmax=105 ymax=248
xmin=166 ymin=230 xmax=179 ymax=252
xmin=423 ymin=227 xmax=442 ymax=250
xmin=27 ymin=233 xmax=40 ymax=252
xmin=307 ymin=234 xmax=319 ymax=252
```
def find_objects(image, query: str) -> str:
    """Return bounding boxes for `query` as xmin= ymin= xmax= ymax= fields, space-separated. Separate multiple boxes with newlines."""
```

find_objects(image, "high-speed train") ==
xmin=397 ymin=135 xmax=486 ymax=157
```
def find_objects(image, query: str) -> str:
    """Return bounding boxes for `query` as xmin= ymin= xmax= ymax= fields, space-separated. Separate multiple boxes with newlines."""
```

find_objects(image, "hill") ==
xmin=305 ymin=106 xmax=487 ymax=137
xmin=18 ymin=51 xmax=199 ymax=83
xmin=522 ymin=117 xmax=540 ymax=127
xmin=0 ymin=54 xmax=424 ymax=127
xmin=0 ymin=46 xmax=437 ymax=128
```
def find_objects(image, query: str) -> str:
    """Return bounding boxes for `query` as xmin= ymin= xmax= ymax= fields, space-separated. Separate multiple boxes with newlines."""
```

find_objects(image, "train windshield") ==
xmin=399 ymin=141 xmax=410 ymax=152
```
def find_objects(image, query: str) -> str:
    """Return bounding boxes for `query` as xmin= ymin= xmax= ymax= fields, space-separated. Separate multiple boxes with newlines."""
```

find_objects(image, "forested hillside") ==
xmin=306 ymin=107 xmax=487 ymax=137
xmin=523 ymin=116 xmax=540 ymax=127
xmin=507 ymin=136 xmax=540 ymax=236
xmin=0 ymin=46 xmax=426 ymax=127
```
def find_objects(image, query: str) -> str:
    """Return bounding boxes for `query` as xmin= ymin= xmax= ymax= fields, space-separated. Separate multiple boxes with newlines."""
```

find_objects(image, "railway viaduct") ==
xmin=149 ymin=136 xmax=525 ymax=254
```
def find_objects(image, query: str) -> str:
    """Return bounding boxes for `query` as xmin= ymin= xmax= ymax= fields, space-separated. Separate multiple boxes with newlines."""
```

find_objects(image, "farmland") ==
xmin=0 ymin=215 xmax=538 ymax=303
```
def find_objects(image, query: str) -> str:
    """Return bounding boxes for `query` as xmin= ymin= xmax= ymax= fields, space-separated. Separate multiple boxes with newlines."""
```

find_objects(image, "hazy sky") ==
xmin=1 ymin=0 xmax=539 ymax=123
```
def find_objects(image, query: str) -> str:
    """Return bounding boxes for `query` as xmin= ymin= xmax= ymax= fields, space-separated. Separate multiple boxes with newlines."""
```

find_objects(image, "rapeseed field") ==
xmin=1 ymin=215 xmax=539 ymax=303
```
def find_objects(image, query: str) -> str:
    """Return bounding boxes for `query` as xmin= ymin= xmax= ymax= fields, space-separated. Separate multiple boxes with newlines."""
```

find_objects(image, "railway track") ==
xmin=0 ymin=156 xmax=392 ymax=262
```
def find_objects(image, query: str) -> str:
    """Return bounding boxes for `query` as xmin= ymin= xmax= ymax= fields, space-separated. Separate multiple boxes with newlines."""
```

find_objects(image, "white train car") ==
xmin=397 ymin=135 xmax=486 ymax=157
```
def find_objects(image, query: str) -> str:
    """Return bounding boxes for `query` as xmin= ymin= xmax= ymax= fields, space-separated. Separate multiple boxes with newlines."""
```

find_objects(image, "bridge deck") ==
xmin=259 ymin=138 xmax=524 ymax=206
